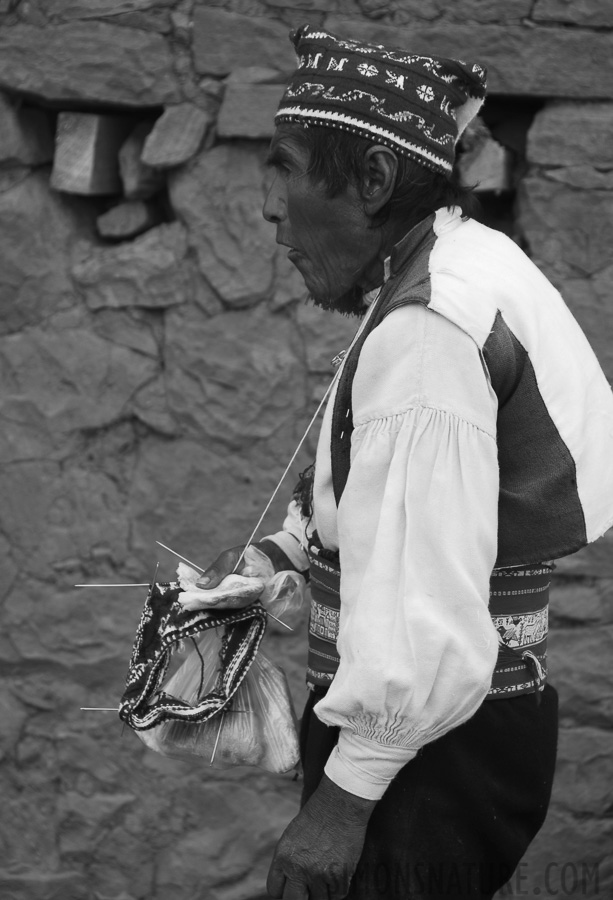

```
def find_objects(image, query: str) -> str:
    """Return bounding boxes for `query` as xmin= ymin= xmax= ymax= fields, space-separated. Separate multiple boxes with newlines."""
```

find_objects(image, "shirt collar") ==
xmin=383 ymin=212 xmax=438 ymax=282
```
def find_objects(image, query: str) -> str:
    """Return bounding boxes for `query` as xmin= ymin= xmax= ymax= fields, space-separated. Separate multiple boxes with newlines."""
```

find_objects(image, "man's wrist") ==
xmin=309 ymin=774 xmax=377 ymax=827
xmin=255 ymin=539 xmax=299 ymax=574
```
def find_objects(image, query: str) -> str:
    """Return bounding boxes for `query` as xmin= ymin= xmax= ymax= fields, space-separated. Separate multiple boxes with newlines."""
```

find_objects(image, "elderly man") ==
xmin=201 ymin=24 xmax=613 ymax=900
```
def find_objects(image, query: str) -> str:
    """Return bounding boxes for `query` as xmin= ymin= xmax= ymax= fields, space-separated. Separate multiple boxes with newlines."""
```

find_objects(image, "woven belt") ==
xmin=488 ymin=565 xmax=550 ymax=700
xmin=306 ymin=547 xmax=550 ymax=700
xmin=306 ymin=550 xmax=342 ymax=688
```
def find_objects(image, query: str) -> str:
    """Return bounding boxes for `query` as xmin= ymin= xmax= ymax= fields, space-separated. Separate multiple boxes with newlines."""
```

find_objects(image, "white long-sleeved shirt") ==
xmin=269 ymin=301 xmax=500 ymax=799
xmin=266 ymin=206 xmax=613 ymax=800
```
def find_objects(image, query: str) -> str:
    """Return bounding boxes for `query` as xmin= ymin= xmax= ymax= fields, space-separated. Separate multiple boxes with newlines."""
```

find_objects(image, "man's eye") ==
xmin=266 ymin=153 xmax=294 ymax=176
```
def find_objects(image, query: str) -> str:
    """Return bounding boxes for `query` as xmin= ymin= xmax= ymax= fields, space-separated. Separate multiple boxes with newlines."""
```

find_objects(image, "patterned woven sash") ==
xmin=488 ymin=565 xmax=550 ymax=699
xmin=306 ymin=549 xmax=342 ymax=688
xmin=305 ymin=550 xmax=550 ymax=699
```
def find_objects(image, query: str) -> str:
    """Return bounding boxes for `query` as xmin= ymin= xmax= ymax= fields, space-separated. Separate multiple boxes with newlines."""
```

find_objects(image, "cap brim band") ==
xmin=275 ymin=105 xmax=452 ymax=173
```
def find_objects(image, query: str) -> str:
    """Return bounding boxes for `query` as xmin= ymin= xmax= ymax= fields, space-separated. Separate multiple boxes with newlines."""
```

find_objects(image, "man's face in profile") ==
xmin=263 ymin=127 xmax=376 ymax=310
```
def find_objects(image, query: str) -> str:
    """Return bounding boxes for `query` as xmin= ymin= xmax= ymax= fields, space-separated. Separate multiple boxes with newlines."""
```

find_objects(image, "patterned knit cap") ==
xmin=275 ymin=25 xmax=487 ymax=175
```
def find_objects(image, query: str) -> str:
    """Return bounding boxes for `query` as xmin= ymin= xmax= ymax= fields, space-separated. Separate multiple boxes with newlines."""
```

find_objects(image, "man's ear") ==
xmin=361 ymin=145 xmax=398 ymax=216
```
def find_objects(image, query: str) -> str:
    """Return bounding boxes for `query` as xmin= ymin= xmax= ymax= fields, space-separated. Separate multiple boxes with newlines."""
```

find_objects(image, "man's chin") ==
xmin=307 ymin=284 xmax=367 ymax=317
xmin=290 ymin=257 xmax=367 ymax=316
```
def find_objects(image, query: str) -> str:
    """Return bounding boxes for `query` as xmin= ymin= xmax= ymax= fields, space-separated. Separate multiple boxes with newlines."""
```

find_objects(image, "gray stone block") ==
xmin=193 ymin=7 xmax=296 ymax=77
xmin=517 ymin=175 xmax=613 ymax=277
xmin=141 ymin=103 xmax=212 ymax=168
xmin=0 ymin=21 xmax=180 ymax=106
xmin=533 ymin=0 xmax=613 ymax=27
xmin=325 ymin=17 xmax=613 ymax=98
xmin=556 ymin=276 xmax=613 ymax=385
xmin=168 ymin=143 xmax=277 ymax=307
xmin=545 ymin=166 xmax=613 ymax=191
xmin=163 ymin=302 xmax=306 ymax=448
xmin=0 ymin=171 xmax=80 ymax=336
xmin=96 ymin=200 xmax=162 ymax=240
xmin=527 ymin=102 xmax=613 ymax=168
xmin=72 ymin=222 xmax=191 ymax=309
xmin=548 ymin=625 xmax=613 ymax=727
xmin=51 ymin=112 xmax=134 ymax=196
xmin=217 ymin=83 xmax=284 ymax=138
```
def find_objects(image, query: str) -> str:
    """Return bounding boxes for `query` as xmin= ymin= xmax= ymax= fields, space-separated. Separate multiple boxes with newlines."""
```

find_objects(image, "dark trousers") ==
xmin=300 ymin=685 xmax=559 ymax=899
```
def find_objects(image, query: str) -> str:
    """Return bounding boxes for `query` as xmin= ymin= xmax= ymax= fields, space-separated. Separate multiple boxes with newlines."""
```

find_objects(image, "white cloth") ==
xmin=267 ymin=302 xmax=500 ymax=799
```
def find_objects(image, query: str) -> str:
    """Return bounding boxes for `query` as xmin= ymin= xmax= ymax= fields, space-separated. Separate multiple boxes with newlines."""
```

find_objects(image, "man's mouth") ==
xmin=278 ymin=238 xmax=301 ymax=255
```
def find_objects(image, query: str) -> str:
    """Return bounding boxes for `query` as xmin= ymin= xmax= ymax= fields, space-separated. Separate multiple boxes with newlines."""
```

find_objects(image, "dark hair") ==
xmin=280 ymin=123 xmax=479 ymax=229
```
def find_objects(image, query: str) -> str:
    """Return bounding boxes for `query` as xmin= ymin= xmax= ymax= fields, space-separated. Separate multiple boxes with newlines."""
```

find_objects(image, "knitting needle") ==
xmin=80 ymin=707 xmax=120 ymax=711
xmin=209 ymin=709 xmax=226 ymax=766
xmin=75 ymin=584 xmax=150 ymax=588
xmin=156 ymin=541 xmax=293 ymax=631
xmin=155 ymin=541 xmax=205 ymax=573
xmin=147 ymin=560 xmax=160 ymax=597
xmin=266 ymin=611 xmax=293 ymax=631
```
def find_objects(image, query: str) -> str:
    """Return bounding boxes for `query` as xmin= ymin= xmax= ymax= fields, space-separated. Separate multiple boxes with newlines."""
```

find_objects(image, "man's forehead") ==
xmin=267 ymin=127 xmax=307 ymax=162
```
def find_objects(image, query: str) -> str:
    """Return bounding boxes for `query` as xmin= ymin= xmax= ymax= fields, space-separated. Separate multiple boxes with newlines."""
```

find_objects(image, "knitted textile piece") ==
xmin=275 ymin=25 xmax=487 ymax=174
xmin=119 ymin=582 xmax=267 ymax=731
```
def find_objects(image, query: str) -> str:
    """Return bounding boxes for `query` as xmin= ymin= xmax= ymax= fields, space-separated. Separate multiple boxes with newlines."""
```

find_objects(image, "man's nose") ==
xmin=262 ymin=173 xmax=285 ymax=224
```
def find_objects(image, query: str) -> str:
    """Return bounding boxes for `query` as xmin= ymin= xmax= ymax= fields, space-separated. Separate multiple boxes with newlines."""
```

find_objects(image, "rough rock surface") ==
xmin=0 ymin=92 xmax=54 ymax=166
xmin=0 ymin=21 xmax=180 ymax=106
xmin=193 ymin=7 xmax=297 ymax=76
xmin=118 ymin=120 xmax=166 ymax=200
xmin=350 ymin=0 xmax=533 ymax=23
xmin=533 ymin=0 xmax=613 ymax=27
xmin=96 ymin=199 xmax=162 ymax=239
xmin=163 ymin=303 xmax=306 ymax=448
xmin=169 ymin=143 xmax=277 ymax=306
xmin=527 ymin=102 xmax=613 ymax=168
xmin=0 ymin=5 xmax=612 ymax=900
xmin=517 ymin=177 xmax=613 ymax=278
xmin=0 ymin=172 xmax=88 ymax=335
xmin=295 ymin=303 xmax=360 ymax=373
xmin=325 ymin=17 xmax=613 ymax=97
xmin=72 ymin=222 xmax=192 ymax=310
xmin=51 ymin=112 xmax=135 ymax=196
xmin=217 ymin=83 xmax=285 ymax=139
xmin=141 ymin=103 xmax=213 ymax=168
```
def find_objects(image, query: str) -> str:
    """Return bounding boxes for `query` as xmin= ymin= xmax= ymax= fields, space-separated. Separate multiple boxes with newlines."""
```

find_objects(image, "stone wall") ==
xmin=0 ymin=2 xmax=612 ymax=899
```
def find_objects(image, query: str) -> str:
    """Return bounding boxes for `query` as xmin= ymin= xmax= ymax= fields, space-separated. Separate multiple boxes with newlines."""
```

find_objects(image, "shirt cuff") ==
xmin=323 ymin=729 xmax=418 ymax=801
xmin=261 ymin=530 xmax=309 ymax=573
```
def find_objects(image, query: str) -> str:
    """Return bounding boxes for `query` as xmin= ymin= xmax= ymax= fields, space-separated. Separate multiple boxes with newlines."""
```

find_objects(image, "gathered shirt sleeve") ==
xmin=314 ymin=302 xmax=501 ymax=799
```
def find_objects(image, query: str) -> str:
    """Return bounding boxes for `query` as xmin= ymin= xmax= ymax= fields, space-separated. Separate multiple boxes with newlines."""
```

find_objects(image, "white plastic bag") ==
xmin=175 ymin=545 xmax=306 ymax=624
xmin=136 ymin=630 xmax=300 ymax=774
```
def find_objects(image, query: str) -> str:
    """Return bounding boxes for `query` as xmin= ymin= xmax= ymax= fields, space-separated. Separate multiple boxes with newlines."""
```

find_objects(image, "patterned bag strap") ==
xmin=119 ymin=582 xmax=267 ymax=731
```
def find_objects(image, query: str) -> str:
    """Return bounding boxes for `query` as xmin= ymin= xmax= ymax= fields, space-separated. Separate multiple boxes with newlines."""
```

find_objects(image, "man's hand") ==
xmin=196 ymin=540 xmax=296 ymax=589
xmin=196 ymin=545 xmax=247 ymax=589
xmin=267 ymin=774 xmax=376 ymax=900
